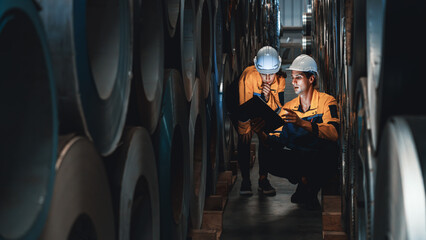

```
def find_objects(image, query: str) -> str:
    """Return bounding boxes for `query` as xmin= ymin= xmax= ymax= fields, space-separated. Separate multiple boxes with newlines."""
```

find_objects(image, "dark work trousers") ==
xmin=237 ymin=135 xmax=268 ymax=181
xmin=260 ymin=141 xmax=338 ymax=189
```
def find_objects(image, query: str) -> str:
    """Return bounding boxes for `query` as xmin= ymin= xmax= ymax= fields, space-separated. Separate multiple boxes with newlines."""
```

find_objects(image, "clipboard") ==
xmin=237 ymin=95 xmax=285 ymax=133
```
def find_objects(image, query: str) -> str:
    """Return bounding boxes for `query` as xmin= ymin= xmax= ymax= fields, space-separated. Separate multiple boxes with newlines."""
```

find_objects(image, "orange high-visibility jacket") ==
xmin=268 ymin=89 xmax=339 ymax=151
xmin=238 ymin=65 xmax=286 ymax=135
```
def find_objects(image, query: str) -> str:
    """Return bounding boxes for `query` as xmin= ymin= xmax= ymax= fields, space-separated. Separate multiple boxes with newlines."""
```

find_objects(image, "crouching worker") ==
xmin=237 ymin=46 xmax=286 ymax=196
xmin=251 ymin=54 xmax=339 ymax=209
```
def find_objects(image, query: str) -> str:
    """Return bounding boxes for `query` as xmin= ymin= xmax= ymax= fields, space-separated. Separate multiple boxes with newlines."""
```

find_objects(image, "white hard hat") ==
xmin=254 ymin=46 xmax=282 ymax=74
xmin=286 ymin=54 xmax=318 ymax=74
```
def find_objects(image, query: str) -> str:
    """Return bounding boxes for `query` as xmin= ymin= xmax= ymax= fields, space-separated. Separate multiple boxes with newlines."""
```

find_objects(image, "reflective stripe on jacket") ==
xmin=269 ymin=89 xmax=339 ymax=151
xmin=237 ymin=65 xmax=286 ymax=135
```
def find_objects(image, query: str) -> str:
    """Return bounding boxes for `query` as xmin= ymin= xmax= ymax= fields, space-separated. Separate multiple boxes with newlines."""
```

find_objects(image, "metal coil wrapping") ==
xmin=181 ymin=0 xmax=197 ymax=101
xmin=302 ymin=12 xmax=312 ymax=36
xmin=367 ymin=0 xmax=426 ymax=151
xmin=38 ymin=0 xmax=133 ymax=156
xmin=206 ymin=75 xmax=220 ymax=195
xmin=189 ymin=79 xmax=208 ymax=229
xmin=132 ymin=0 xmax=164 ymax=134
xmin=229 ymin=1 xmax=243 ymax=74
xmin=164 ymin=0 xmax=181 ymax=37
xmin=40 ymin=135 xmax=115 ymax=240
xmin=213 ymin=0 xmax=224 ymax=84
xmin=109 ymin=127 xmax=160 ymax=240
xmin=219 ymin=53 xmax=235 ymax=171
xmin=153 ymin=69 xmax=190 ymax=240
xmin=0 ymin=1 xmax=58 ymax=239
xmin=364 ymin=0 xmax=386 ymax=152
xmin=374 ymin=116 xmax=426 ymax=240
xmin=302 ymin=36 xmax=313 ymax=55
xmin=239 ymin=37 xmax=247 ymax=70
xmin=195 ymin=0 xmax=213 ymax=99
xmin=350 ymin=77 xmax=375 ymax=240
xmin=241 ymin=0 xmax=249 ymax=38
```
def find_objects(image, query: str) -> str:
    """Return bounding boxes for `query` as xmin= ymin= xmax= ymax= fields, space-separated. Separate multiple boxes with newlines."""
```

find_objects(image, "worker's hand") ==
xmin=262 ymin=83 xmax=271 ymax=102
xmin=283 ymin=108 xmax=303 ymax=126
xmin=240 ymin=131 xmax=253 ymax=144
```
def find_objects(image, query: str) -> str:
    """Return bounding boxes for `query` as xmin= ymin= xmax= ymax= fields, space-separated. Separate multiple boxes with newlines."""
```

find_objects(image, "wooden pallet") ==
xmin=321 ymin=195 xmax=348 ymax=240
xmin=189 ymin=171 xmax=236 ymax=240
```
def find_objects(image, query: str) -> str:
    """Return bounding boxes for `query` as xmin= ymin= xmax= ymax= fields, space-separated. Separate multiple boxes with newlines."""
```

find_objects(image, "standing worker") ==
xmin=237 ymin=46 xmax=286 ymax=196
xmin=251 ymin=54 xmax=339 ymax=209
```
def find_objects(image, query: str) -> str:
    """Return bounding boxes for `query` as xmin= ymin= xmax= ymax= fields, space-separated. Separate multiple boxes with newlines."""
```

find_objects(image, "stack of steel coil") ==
xmin=310 ymin=1 xmax=426 ymax=240
xmin=0 ymin=0 xmax=278 ymax=239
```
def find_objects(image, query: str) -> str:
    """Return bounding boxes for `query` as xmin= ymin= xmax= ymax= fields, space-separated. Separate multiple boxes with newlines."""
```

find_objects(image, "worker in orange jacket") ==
xmin=237 ymin=46 xmax=286 ymax=196
xmin=251 ymin=54 xmax=339 ymax=209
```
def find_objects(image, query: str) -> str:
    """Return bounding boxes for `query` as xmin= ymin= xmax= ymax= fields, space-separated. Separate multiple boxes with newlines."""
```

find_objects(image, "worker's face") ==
xmin=291 ymin=71 xmax=313 ymax=95
xmin=260 ymin=73 xmax=275 ymax=85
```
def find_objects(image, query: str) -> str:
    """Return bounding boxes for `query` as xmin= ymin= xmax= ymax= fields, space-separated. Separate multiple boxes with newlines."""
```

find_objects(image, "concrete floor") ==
xmin=221 ymin=141 xmax=323 ymax=240
xmin=222 ymin=68 xmax=323 ymax=240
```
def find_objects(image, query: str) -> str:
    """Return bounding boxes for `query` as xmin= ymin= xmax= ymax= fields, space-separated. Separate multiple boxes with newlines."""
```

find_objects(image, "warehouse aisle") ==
xmin=221 ymin=138 xmax=323 ymax=240
xmin=222 ymin=69 xmax=323 ymax=240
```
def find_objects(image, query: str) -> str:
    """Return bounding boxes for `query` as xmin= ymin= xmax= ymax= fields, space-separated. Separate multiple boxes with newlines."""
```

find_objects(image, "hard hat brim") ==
xmin=256 ymin=67 xmax=280 ymax=75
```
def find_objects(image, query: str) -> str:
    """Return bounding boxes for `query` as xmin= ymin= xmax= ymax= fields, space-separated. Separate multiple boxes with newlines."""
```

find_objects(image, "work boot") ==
xmin=240 ymin=179 xmax=253 ymax=196
xmin=258 ymin=178 xmax=276 ymax=196
xmin=290 ymin=183 xmax=307 ymax=204
xmin=304 ymin=187 xmax=321 ymax=210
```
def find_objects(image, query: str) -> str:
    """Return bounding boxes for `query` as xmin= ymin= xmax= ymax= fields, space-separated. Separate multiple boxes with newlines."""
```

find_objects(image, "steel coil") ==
xmin=366 ymin=0 xmax=426 ymax=152
xmin=38 ymin=0 xmax=133 ymax=156
xmin=366 ymin=0 xmax=384 ymax=150
xmin=219 ymin=53 xmax=234 ymax=171
xmin=196 ymin=0 xmax=213 ymax=99
xmin=229 ymin=2 xmax=243 ymax=73
xmin=206 ymin=85 xmax=220 ymax=195
xmin=109 ymin=127 xmax=160 ymax=240
xmin=302 ymin=36 xmax=313 ymax=55
xmin=164 ymin=0 xmax=181 ymax=37
xmin=374 ymin=116 xmax=426 ymax=240
xmin=302 ymin=12 xmax=312 ymax=36
xmin=132 ymin=0 xmax=164 ymax=134
xmin=350 ymin=77 xmax=375 ymax=240
xmin=181 ymin=0 xmax=197 ymax=101
xmin=213 ymin=0 xmax=224 ymax=83
xmin=0 ymin=1 xmax=58 ymax=239
xmin=189 ymin=79 xmax=208 ymax=229
xmin=153 ymin=69 xmax=190 ymax=240
xmin=239 ymin=37 xmax=247 ymax=70
xmin=222 ymin=55 xmax=240 ymax=170
xmin=40 ymin=135 xmax=115 ymax=240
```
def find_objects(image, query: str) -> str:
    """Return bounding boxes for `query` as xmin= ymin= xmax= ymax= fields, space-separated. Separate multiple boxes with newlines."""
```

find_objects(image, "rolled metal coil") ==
xmin=239 ymin=37 xmax=247 ymax=71
xmin=206 ymin=76 xmax=221 ymax=195
xmin=40 ymin=135 xmax=115 ymax=240
xmin=303 ymin=12 xmax=312 ymax=36
xmin=196 ymin=0 xmax=213 ymax=99
xmin=219 ymin=53 xmax=234 ymax=171
xmin=374 ymin=116 xmax=426 ymax=240
xmin=0 ymin=1 xmax=58 ymax=239
xmin=212 ymin=0 xmax=224 ymax=84
xmin=164 ymin=0 xmax=181 ymax=37
xmin=241 ymin=0 xmax=250 ymax=36
xmin=38 ymin=0 xmax=133 ymax=156
xmin=189 ymin=79 xmax=208 ymax=229
xmin=153 ymin=69 xmax=190 ymax=240
xmin=180 ymin=0 xmax=197 ymax=101
xmin=132 ymin=0 xmax=164 ymax=134
xmin=302 ymin=36 xmax=313 ymax=55
xmin=109 ymin=127 xmax=160 ymax=240
xmin=350 ymin=77 xmax=375 ymax=240
xmin=366 ymin=0 xmax=385 ymax=150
